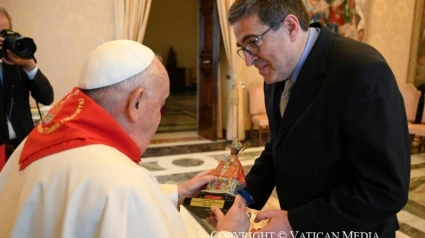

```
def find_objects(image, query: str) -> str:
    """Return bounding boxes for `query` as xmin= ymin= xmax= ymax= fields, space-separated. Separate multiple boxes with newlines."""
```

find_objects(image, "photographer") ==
xmin=0 ymin=7 xmax=53 ymax=163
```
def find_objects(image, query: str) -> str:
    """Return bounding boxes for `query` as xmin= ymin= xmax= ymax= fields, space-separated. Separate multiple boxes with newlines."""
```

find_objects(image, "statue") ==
xmin=203 ymin=140 xmax=249 ymax=196
xmin=183 ymin=140 xmax=253 ymax=218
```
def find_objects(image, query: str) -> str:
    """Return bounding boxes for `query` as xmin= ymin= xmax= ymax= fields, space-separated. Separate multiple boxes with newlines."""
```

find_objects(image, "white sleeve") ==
xmin=25 ymin=65 xmax=38 ymax=79
xmin=92 ymin=179 xmax=186 ymax=237
xmin=159 ymin=184 xmax=179 ymax=207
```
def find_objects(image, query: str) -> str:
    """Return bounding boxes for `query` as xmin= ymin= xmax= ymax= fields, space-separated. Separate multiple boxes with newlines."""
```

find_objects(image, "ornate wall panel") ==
xmin=368 ymin=0 xmax=416 ymax=85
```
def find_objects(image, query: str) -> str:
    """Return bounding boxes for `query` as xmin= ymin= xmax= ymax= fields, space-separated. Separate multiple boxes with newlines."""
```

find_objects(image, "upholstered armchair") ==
xmin=400 ymin=83 xmax=422 ymax=151
xmin=400 ymin=83 xmax=421 ymax=124
xmin=248 ymin=84 xmax=269 ymax=143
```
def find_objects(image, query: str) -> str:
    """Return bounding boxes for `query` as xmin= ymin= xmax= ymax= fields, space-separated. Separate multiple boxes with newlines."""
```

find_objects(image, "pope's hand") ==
xmin=177 ymin=170 xmax=214 ymax=205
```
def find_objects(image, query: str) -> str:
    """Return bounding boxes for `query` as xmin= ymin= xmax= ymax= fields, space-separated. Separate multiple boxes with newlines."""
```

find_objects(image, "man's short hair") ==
xmin=228 ymin=0 xmax=310 ymax=31
xmin=0 ymin=7 xmax=12 ymax=29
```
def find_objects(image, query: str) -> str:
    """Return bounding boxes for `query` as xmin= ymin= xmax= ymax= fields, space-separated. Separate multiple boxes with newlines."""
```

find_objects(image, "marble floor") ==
xmin=142 ymin=133 xmax=425 ymax=238
xmin=158 ymin=91 xmax=197 ymax=133
xmin=149 ymin=131 xmax=213 ymax=146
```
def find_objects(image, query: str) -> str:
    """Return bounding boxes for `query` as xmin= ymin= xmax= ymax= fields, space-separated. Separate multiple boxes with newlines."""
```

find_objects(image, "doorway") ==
xmin=143 ymin=0 xmax=199 ymax=134
xmin=144 ymin=0 xmax=220 ymax=140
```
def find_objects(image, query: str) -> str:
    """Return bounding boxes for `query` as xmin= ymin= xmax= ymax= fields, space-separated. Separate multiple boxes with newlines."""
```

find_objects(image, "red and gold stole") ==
xmin=0 ymin=145 xmax=5 ymax=171
xmin=19 ymin=87 xmax=141 ymax=170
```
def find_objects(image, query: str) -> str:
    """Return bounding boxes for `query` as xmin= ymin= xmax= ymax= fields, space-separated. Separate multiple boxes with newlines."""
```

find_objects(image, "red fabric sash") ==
xmin=19 ymin=87 xmax=141 ymax=170
xmin=0 ymin=144 xmax=5 ymax=171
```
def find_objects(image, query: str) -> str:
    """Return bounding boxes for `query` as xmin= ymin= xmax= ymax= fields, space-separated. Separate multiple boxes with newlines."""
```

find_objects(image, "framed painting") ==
xmin=304 ymin=0 xmax=370 ymax=42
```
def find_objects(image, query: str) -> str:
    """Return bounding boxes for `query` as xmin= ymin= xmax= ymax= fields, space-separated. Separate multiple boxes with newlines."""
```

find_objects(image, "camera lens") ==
xmin=16 ymin=41 xmax=25 ymax=50
xmin=11 ymin=38 xmax=37 ymax=59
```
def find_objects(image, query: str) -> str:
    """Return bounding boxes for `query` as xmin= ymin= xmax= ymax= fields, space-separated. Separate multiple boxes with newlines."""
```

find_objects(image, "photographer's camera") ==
xmin=0 ymin=29 xmax=37 ymax=59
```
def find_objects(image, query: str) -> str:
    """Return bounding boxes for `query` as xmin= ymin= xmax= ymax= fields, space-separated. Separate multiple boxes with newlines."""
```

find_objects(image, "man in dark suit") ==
xmin=0 ymin=7 xmax=54 ymax=159
xmin=224 ymin=0 xmax=410 ymax=237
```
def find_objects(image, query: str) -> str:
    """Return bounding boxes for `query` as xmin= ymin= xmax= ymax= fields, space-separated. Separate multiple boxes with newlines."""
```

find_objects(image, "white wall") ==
xmin=2 ymin=0 xmax=115 ymax=105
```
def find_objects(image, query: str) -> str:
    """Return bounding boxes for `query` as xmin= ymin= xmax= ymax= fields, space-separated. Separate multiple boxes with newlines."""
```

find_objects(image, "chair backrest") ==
xmin=419 ymin=103 xmax=425 ymax=123
xmin=248 ymin=84 xmax=266 ymax=115
xmin=414 ymin=83 xmax=425 ymax=123
xmin=400 ymin=83 xmax=421 ymax=122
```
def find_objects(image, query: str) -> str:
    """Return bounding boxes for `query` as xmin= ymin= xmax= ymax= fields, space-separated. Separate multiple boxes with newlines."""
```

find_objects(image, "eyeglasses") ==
xmin=237 ymin=20 xmax=284 ymax=60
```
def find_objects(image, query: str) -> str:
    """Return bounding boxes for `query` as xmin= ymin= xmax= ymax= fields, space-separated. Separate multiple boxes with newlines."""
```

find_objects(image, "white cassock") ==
xmin=0 ymin=142 xmax=188 ymax=238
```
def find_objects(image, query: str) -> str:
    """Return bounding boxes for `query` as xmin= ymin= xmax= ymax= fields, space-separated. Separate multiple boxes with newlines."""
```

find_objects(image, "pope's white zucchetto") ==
xmin=78 ymin=40 xmax=155 ymax=90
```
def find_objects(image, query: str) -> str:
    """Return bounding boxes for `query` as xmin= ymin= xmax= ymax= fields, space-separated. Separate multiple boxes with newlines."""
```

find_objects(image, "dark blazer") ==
xmin=245 ymin=23 xmax=410 ymax=237
xmin=0 ymin=63 xmax=54 ymax=144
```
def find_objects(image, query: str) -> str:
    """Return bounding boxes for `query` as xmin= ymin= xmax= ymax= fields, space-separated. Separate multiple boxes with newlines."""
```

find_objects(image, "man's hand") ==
xmin=253 ymin=209 xmax=293 ymax=236
xmin=2 ymin=50 xmax=36 ymax=72
xmin=208 ymin=195 xmax=250 ymax=233
xmin=177 ymin=170 xmax=215 ymax=205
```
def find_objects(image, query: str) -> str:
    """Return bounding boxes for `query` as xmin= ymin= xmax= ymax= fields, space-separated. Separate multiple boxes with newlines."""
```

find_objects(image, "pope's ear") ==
xmin=127 ymin=88 xmax=144 ymax=122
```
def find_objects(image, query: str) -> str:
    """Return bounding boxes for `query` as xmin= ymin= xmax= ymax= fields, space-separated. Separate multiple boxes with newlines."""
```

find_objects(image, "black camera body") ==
xmin=0 ymin=29 xmax=37 ymax=59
